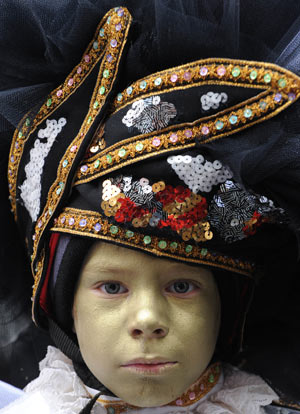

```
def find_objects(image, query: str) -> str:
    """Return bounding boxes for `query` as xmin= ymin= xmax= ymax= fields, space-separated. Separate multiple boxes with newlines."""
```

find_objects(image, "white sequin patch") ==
xmin=20 ymin=118 xmax=67 ymax=222
xmin=122 ymin=96 xmax=177 ymax=133
xmin=200 ymin=92 xmax=228 ymax=111
xmin=167 ymin=154 xmax=233 ymax=193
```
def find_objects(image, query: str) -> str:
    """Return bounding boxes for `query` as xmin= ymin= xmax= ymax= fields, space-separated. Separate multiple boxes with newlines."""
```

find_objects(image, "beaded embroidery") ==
xmin=111 ymin=58 xmax=300 ymax=112
xmin=20 ymin=118 xmax=67 ymax=221
xmin=50 ymin=207 xmax=255 ymax=276
xmin=122 ymin=95 xmax=177 ymax=133
xmin=167 ymin=154 xmax=233 ymax=193
xmin=101 ymin=175 xmax=212 ymax=242
xmin=208 ymin=180 xmax=286 ymax=243
xmin=28 ymin=8 xmax=132 ymax=272
xmin=8 ymin=7 xmax=132 ymax=222
xmin=75 ymin=58 xmax=300 ymax=185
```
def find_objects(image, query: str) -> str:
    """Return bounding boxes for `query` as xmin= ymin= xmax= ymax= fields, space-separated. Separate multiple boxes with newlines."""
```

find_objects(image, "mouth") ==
xmin=121 ymin=358 xmax=178 ymax=374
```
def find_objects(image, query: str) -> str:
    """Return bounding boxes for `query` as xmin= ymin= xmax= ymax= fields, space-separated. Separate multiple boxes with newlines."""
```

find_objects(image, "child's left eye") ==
xmin=167 ymin=281 xmax=198 ymax=295
xmin=100 ymin=282 xmax=127 ymax=294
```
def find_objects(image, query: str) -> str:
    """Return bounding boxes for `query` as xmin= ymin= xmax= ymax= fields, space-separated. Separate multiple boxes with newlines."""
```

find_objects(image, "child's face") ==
xmin=73 ymin=242 xmax=220 ymax=407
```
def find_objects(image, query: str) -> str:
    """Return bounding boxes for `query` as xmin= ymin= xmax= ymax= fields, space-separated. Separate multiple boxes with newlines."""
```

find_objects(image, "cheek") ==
xmin=73 ymin=294 xmax=121 ymax=357
xmin=177 ymin=293 xmax=220 ymax=351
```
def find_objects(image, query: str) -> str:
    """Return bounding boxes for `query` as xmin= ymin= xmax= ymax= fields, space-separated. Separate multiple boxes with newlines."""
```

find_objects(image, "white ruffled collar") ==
xmin=23 ymin=346 xmax=278 ymax=414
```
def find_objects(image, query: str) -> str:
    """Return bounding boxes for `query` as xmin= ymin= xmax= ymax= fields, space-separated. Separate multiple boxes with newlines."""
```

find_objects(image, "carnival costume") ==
xmin=0 ymin=1 xmax=300 ymax=413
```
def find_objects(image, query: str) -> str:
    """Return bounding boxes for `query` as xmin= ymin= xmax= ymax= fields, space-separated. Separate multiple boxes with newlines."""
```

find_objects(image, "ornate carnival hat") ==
xmin=8 ymin=5 xmax=300 ymax=321
xmin=4 ymin=1 xmax=300 ymax=404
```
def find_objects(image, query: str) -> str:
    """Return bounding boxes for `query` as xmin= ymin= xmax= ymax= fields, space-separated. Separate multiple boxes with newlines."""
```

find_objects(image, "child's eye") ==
xmin=167 ymin=281 xmax=199 ymax=295
xmin=99 ymin=282 xmax=127 ymax=295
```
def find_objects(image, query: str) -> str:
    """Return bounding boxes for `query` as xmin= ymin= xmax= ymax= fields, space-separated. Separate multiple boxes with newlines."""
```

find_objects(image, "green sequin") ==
xmin=110 ymin=225 xmax=119 ymax=235
xmin=278 ymin=78 xmax=287 ymax=88
xmin=135 ymin=142 xmax=144 ymax=151
xmin=106 ymin=154 xmax=112 ymax=164
xmin=99 ymin=86 xmax=106 ymax=95
xmin=249 ymin=70 xmax=257 ymax=80
xmin=87 ymin=116 xmax=92 ymax=124
xmin=215 ymin=120 xmax=224 ymax=130
xmin=118 ymin=148 xmax=126 ymax=157
xmin=117 ymin=93 xmax=123 ymax=101
xmin=103 ymin=69 xmax=110 ymax=78
xmin=56 ymin=187 xmax=62 ymax=195
xmin=229 ymin=115 xmax=238 ymax=125
xmin=201 ymin=248 xmax=208 ymax=256
xmin=140 ymin=80 xmax=147 ymax=89
xmin=244 ymin=108 xmax=252 ymax=118
xmin=170 ymin=242 xmax=178 ymax=250
xmin=264 ymin=73 xmax=272 ymax=83
xmin=158 ymin=240 xmax=167 ymax=249
xmin=99 ymin=28 xmax=105 ymax=37
xmin=143 ymin=235 xmax=152 ymax=245
xmin=93 ymin=41 xmax=99 ymax=50
xmin=125 ymin=230 xmax=134 ymax=238
xmin=154 ymin=77 xmax=162 ymax=86
xmin=231 ymin=67 xmax=241 ymax=77
xmin=94 ymin=160 xmax=100 ymax=168
xmin=25 ymin=118 xmax=30 ymax=127
xmin=93 ymin=101 xmax=99 ymax=109
xmin=259 ymin=101 xmax=267 ymax=110
xmin=209 ymin=374 xmax=215 ymax=383
xmin=63 ymin=160 xmax=68 ymax=168
xmin=185 ymin=245 xmax=193 ymax=253
xmin=46 ymin=99 xmax=52 ymax=107
xmin=18 ymin=131 xmax=23 ymax=138
xmin=126 ymin=86 xmax=133 ymax=95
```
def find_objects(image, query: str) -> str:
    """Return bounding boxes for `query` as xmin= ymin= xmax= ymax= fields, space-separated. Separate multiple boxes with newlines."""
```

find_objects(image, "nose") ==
xmin=128 ymin=309 xmax=169 ymax=340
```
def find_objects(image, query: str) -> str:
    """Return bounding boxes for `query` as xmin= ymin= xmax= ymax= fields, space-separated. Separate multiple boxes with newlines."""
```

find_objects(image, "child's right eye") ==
xmin=99 ymin=282 xmax=128 ymax=295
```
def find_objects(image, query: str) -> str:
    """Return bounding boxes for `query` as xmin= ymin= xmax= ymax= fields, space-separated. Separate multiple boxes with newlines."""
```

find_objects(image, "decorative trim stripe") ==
xmin=50 ymin=207 xmax=255 ymax=277
xmin=8 ymin=7 xmax=130 ymax=220
xmin=111 ymin=58 xmax=300 ymax=112
xmin=30 ymin=8 xmax=132 ymax=275
xmin=75 ymin=80 xmax=299 ymax=185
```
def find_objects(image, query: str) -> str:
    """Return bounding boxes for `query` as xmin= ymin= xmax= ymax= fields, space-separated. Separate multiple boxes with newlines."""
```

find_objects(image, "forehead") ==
xmin=80 ymin=241 xmax=215 ymax=282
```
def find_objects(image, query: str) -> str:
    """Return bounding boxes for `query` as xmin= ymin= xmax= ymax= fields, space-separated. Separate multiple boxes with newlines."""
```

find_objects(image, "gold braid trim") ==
xmin=29 ymin=8 xmax=132 ymax=277
xmin=74 ymin=58 xmax=300 ymax=185
xmin=7 ymin=7 xmax=121 ymax=220
xmin=47 ymin=207 xmax=255 ymax=277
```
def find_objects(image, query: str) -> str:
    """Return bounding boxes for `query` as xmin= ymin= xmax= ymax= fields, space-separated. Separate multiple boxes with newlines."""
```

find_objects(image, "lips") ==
xmin=122 ymin=357 xmax=177 ymax=366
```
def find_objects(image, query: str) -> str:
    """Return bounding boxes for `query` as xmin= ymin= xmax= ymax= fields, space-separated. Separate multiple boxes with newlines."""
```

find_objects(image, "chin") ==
xmin=115 ymin=381 xmax=183 ymax=408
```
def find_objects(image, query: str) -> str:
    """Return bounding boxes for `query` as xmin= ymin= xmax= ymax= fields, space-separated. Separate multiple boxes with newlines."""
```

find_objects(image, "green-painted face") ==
xmin=73 ymin=242 xmax=220 ymax=407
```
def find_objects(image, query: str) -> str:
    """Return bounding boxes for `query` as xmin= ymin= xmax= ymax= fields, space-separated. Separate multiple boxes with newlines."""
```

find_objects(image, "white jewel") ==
xmin=20 ymin=118 xmax=67 ymax=222
xmin=200 ymin=92 xmax=228 ymax=111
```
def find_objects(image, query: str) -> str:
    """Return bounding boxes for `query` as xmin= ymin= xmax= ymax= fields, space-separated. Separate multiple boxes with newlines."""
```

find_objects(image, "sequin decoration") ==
xmin=20 ymin=118 xmax=67 ymax=221
xmin=208 ymin=180 xmax=286 ymax=243
xmin=122 ymin=95 xmax=177 ymax=133
xmin=200 ymin=92 xmax=228 ymax=111
xmin=51 ymin=207 xmax=255 ymax=276
xmin=101 ymin=175 xmax=212 ymax=242
xmin=167 ymin=154 xmax=233 ymax=193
